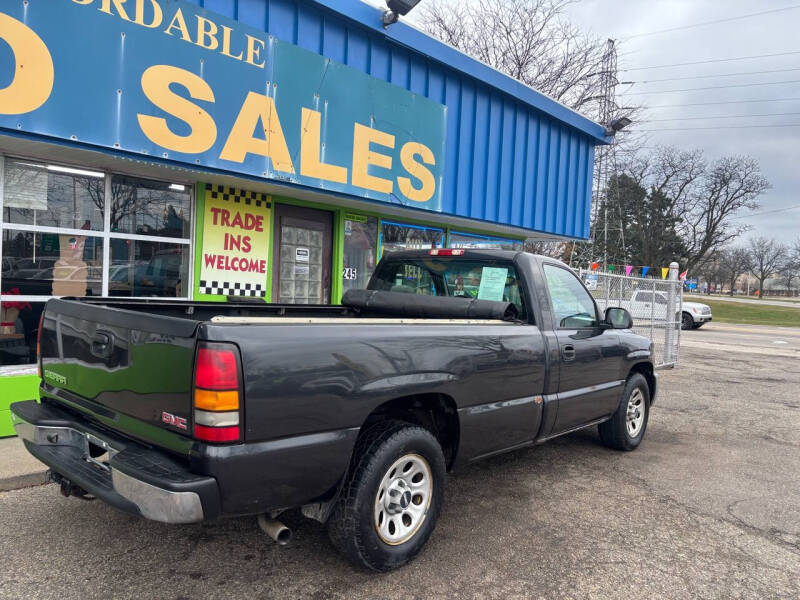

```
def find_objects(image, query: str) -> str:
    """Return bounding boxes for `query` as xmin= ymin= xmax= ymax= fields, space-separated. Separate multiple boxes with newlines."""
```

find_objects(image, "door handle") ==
xmin=562 ymin=344 xmax=576 ymax=362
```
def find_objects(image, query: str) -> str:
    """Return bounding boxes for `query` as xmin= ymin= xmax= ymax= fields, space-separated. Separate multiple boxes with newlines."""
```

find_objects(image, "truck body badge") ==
xmin=161 ymin=411 xmax=187 ymax=430
xmin=43 ymin=370 xmax=67 ymax=386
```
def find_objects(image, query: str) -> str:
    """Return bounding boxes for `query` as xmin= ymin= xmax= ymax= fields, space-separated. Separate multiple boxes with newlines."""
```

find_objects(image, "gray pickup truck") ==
xmin=11 ymin=249 xmax=656 ymax=571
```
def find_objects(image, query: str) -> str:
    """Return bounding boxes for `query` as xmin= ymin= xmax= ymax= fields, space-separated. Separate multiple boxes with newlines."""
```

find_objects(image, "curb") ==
xmin=0 ymin=471 xmax=50 ymax=493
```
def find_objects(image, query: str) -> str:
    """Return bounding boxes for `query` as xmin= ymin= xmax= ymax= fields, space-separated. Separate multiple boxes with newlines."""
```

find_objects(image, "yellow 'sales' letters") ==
xmin=0 ymin=13 xmax=54 ymax=115
xmin=397 ymin=142 xmax=436 ymax=203
xmin=137 ymin=65 xmax=217 ymax=154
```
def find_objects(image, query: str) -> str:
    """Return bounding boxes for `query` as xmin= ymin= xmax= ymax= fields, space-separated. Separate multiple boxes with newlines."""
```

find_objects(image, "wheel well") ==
xmin=360 ymin=393 xmax=460 ymax=470
xmin=630 ymin=362 xmax=655 ymax=401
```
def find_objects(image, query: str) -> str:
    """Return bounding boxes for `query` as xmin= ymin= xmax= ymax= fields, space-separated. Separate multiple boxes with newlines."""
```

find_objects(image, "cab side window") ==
xmin=543 ymin=264 xmax=598 ymax=328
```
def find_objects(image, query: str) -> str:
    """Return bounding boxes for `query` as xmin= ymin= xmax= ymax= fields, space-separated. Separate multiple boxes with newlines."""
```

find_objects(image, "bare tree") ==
xmin=681 ymin=156 xmax=769 ymax=273
xmin=748 ymin=237 xmax=787 ymax=298
xmin=695 ymin=252 xmax=723 ymax=293
xmin=615 ymin=147 xmax=769 ymax=274
xmin=717 ymin=246 xmax=751 ymax=296
xmin=420 ymin=0 xmax=610 ymax=117
xmin=777 ymin=240 xmax=800 ymax=295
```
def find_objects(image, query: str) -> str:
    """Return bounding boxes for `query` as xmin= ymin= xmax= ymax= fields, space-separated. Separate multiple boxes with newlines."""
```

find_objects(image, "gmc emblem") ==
xmin=161 ymin=411 xmax=187 ymax=430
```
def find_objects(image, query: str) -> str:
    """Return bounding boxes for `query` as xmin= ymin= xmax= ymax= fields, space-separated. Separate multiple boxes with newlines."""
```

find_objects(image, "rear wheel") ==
xmin=681 ymin=312 xmax=694 ymax=330
xmin=599 ymin=373 xmax=650 ymax=451
xmin=327 ymin=421 xmax=446 ymax=571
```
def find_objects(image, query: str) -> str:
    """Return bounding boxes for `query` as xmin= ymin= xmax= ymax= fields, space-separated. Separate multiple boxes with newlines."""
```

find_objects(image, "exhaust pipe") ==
xmin=258 ymin=513 xmax=292 ymax=545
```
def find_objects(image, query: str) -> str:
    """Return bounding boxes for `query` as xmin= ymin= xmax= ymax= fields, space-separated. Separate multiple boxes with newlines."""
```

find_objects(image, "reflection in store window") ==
xmin=111 ymin=175 xmax=191 ymax=238
xmin=109 ymin=240 xmax=189 ymax=297
xmin=380 ymin=221 xmax=444 ymax=256
xmin=448 ymin=231 xmax=523 ymax=250
xmin=2 ymin=158 xmax=104 ymax=230
xmin=2 ymin=230 xmax=103 ymax=296
xmin=0 ymin=300 xmax=44 ymax=367
xmin=0 ymin=158 xmax=195 ymax=366
xmin=342 ymin=215 xmax=378 ymax=294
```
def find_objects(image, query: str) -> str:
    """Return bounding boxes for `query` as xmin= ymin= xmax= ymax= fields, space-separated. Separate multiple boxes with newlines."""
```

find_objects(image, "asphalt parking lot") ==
xmin=1 ymin=322 xmax=799 ymax=599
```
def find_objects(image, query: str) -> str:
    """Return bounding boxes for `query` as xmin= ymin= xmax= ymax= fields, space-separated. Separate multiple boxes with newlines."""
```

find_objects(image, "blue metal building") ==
xmin=193 ymin=0 xmax=608 ymax=237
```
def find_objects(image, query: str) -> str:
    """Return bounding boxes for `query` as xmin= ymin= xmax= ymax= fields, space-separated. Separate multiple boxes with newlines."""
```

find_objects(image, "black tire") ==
xmin=681 ymin=312 xmax=694 ymax=330
xmin=327 ymin=421 xmax=446 ymax=572
xmin=598 ymin=373 xmax=650 ymax=451
xmin=692 ymin=322 xmax=704 ymax=329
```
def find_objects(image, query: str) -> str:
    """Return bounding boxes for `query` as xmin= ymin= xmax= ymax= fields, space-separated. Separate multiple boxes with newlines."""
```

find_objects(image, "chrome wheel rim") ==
xmin=626 ymin=388 xmax=645 ymax=437
xmin=373 ymin=453 xmax=432 ymax=545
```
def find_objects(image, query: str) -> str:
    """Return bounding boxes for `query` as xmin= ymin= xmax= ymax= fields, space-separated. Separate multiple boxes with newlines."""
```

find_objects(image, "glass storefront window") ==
xmin=2 ymin=230 xmax=103 ymax=297
xmin=449 ymin=231 xmax=523 ymax=250
xmin=380 ymin=221 xmax=444 ymax=256
xmin=0 ymin=301 xmax=44 ymax=367
xmin=109 ymin=240 xmax=190 ymax=297
xmin=1 ymin=156 xmax=194 ymax=366
xmin=342 ymin=215 xmax=378 ymax=294
xmin=110 ymin=175 xmax=191 ymax=238
xmin=2 ymin=158 xmax=104 ymax=230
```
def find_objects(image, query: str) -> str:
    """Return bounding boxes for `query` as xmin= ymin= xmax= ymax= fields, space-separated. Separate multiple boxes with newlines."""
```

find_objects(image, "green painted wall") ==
xmin=0 ymin=375 xmax=39 ymax=437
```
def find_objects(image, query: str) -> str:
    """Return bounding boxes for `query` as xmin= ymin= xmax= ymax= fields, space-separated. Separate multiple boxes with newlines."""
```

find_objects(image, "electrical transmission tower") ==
xmin=590 ymin=39 xmax=625 ymax=270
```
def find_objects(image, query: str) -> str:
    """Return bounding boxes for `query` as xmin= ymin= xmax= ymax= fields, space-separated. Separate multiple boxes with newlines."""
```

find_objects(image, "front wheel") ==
xmin=599 ymin=373 xmax=650 ymax=451
xmin=681 ymin=312 xmax=694 ymax=330
xmin=327 ymin=421 xmax=446 ymax=571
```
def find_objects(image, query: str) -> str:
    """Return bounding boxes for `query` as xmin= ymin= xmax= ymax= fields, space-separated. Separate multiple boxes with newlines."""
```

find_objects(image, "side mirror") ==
xmin=605 ymin=307 xmax=633 ymax=329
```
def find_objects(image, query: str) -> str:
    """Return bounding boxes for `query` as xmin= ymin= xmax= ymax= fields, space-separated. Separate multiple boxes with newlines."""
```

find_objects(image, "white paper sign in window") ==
xmin=477 ymin=267 xmax=508 ymax=301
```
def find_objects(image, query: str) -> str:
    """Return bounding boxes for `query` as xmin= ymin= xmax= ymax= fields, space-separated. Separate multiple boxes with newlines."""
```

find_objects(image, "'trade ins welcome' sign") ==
xmin=199 ymin=185 xmax=271 ymax=298
xmin=0 ymin=0 xmax=447 ymax=210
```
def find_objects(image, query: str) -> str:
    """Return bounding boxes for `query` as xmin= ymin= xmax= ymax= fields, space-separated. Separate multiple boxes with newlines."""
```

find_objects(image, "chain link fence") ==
xmin=580 ymin=269 xmax=683 ymax=369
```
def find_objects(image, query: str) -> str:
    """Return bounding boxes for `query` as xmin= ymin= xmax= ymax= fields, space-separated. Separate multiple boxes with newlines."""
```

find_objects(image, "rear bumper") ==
xmin=10 ymin=400 xmax=220 ymax=524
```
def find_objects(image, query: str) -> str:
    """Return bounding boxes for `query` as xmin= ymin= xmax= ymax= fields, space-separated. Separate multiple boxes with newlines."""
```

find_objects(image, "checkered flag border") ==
xmin=199 ymin=279 xmax=265 ymax=298
xmin=206 ymin=183 xmax=270 ymax=209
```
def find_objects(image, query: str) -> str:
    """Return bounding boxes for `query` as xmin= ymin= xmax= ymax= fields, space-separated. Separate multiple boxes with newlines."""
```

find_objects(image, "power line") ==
xmin=619 ymin=79 xmax=800 ymax=95
xmin=621 ymin=51 xmax=800 ymax=72
xmin=621 ymin=5 xmax=800 ymax=41
xmin=634 ymin=66 xmax=800 ymax=84
xmin=730 ymin=204 xmax=800 ymax=220
xmin=646 ymin=111 xmax=800 ymax=122
xmin=646 ymin=97 xmax=800 ymax=108
xmin=633 ymin=123 xmax=800 ymax=131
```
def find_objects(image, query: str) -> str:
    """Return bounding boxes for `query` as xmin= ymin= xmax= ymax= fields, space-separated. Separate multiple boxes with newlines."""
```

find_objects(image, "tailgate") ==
xmin=39 ymin=299 xmax=199 ymax=441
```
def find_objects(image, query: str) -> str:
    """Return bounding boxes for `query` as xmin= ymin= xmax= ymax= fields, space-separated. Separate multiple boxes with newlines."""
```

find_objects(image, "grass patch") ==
xmin=696 ymin=298 xmax=800 ymax=327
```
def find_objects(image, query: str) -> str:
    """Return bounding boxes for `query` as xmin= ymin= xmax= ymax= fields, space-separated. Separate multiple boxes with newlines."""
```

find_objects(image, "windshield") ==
xmin=369 ymin=258 xmax=527 ymax=320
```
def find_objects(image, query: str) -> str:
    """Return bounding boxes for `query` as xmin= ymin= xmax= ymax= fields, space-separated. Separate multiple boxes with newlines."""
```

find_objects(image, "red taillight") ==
xmin=429 ymin=249 xmax=465 ymax=256
xmin=195 ymin=346 xmax=238 ymax=389
xmin=193 ymin=342 xmax=241 ymax=443
xmin=193 ymin=424 xmax=240 ymax=442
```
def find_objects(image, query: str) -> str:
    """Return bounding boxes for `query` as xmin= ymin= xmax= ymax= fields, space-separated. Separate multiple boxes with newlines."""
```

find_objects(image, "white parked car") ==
xmin=596 ymin=290 xmax=712 ymax=330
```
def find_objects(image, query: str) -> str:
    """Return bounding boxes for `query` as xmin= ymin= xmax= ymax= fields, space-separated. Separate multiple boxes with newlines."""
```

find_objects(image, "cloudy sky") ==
xmin=563 ymin=0 xmax=800 ymax=245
